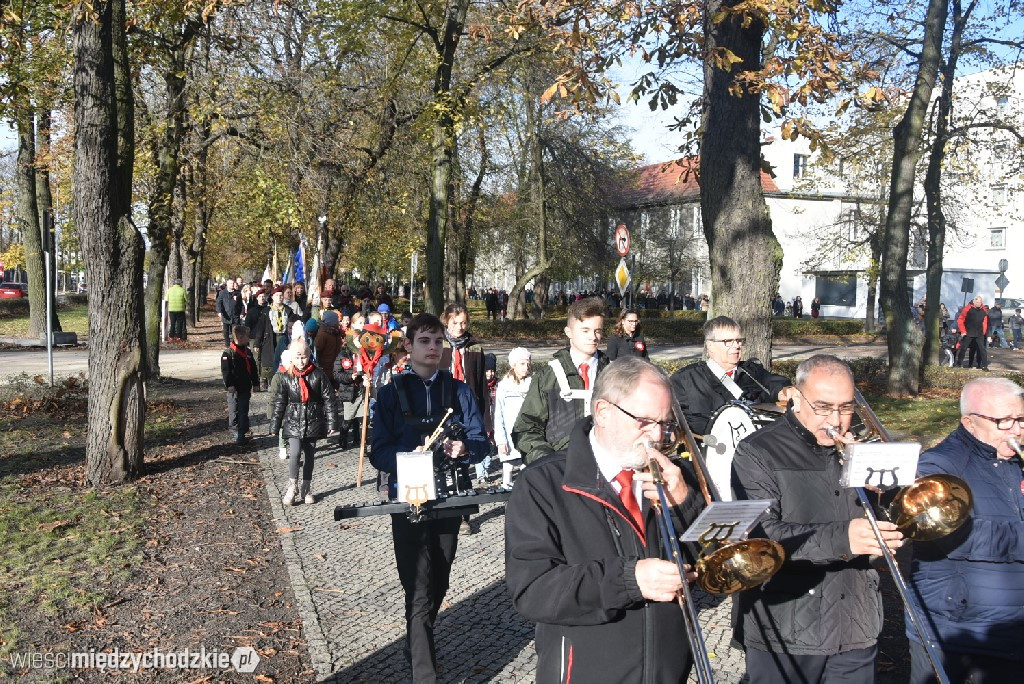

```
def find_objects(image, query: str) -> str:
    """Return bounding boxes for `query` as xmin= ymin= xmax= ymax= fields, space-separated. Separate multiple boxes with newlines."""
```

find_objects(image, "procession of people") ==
xmin=198 ymin=273 xmax=1024 ymax=683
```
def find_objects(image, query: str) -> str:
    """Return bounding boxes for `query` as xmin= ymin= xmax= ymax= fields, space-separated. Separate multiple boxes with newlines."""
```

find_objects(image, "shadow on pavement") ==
xmin=322 ymin=579 xmax=534 ymax=684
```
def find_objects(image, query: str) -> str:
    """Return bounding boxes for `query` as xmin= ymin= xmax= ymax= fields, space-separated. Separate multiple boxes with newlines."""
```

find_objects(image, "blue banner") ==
xmin=293 ymin=242 xmax=305 ymax=283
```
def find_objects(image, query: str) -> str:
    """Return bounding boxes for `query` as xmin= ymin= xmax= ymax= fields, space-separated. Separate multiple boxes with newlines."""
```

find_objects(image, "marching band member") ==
xmin=731 ymin=354 xmax=903 ymax=683
xmin=670 ymin=316 xmax=792 ymax=436
xmin=907 ymin=377 xmax=1024 ymax=683
xmin=506 ymin=357 xmax=703 ymax=683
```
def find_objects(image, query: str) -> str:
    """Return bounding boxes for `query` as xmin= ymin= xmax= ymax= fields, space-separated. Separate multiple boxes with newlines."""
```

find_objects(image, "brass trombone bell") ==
xmin=887 ymin=474 xmax=973 ymax=542
xmin=696 ymin=537 xmax=786 ymax=595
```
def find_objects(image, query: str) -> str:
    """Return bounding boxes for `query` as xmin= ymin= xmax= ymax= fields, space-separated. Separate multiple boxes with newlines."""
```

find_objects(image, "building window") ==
xmin=990 ymin=227 xmax=1006 ymax=249
xmin=793 ymin=153 xmax=809 ymax=179
xmin=997 ymin=96 xmax=1010 ymax=115
xmin=814 ymin=273 xmax=857 ymax=306
xmin=993 ymin=185 xmax=1007 ymax=206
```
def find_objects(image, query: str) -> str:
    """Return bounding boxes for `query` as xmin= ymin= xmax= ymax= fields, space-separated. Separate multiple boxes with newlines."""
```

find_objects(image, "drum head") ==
xmin=703 ymin=404 xmax=757 ymax=502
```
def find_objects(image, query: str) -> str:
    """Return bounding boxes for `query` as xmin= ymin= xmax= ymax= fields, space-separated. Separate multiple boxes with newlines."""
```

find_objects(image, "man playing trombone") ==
xmin=907 ymin=377 xmax=1024 ymax=683
xmin=505 ymin=357 xmax=705 ymax=683
xmin=731 ymin=354 xmax=904 ymax=683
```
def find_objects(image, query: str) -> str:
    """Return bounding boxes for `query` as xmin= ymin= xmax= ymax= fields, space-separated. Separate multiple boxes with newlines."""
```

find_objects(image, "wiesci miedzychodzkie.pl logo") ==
xmin=5 ymin=646 xmax=261 ymax=674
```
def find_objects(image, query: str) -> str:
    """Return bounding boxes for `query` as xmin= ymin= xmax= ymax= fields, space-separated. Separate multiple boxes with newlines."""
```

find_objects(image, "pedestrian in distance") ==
xmin=215 ymin=278 xmax=243 ymax=347
xmin=166 ymin=278 xmax=188 ymax=341
xmin=792 ymin=295 xmax=804 ymax=318
xmin=221 ymin=324 xmax=261 ymax=444
xmin=1012 ymin=308 xmax=1024 ymax=350
xmin=494 ymin=347 xmax=532 ymax=490
xmin=270 ymin=338 xmax=338 ymax=506
xmin=606 ymin=308 xmax=649 ymax=361
xmin=956 ymin=296 xmax=989 ymax=370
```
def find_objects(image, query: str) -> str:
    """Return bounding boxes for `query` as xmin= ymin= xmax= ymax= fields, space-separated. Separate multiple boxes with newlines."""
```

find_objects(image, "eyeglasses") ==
xmin=712 ymin=338 xmax=746 ymax=347
xmin=795 ymin=388 xmax=857 ymax=416
xmin=608 ymin=402 xmax=679 ymax=435
xmin=970 ymin=413 xmax=1024 ymax=430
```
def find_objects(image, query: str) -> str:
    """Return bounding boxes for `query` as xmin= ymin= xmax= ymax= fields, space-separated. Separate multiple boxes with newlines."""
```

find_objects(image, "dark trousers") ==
xmin=909 ymin=639 xmax=1021 ymax=684
xmin=169 ymin=311 xmax=186 ymax=339
xmin=222 ymin=321 xmax=233 ymax=347
xmin=226 ymin=390 xmax=251 ymax=433
xmin=957 ymin=335 xmax=988 ymax=369
xmin=286 ymin=437 xmax=316 ymax=480
xmin=391 ymin=514 xmax=460 ymax=684
xmin=745 ymin=644 xmax=877 ymax=684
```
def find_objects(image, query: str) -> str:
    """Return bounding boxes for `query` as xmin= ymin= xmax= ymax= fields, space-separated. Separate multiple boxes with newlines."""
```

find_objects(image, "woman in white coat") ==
xmin=493 ymin=347 xmax=533 ymax=490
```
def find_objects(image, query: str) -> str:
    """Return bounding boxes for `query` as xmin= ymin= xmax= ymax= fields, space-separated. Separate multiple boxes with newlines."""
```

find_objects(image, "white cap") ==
xmin=508 ymin=347 xmax=531 ymax=365
xmin=291 ymin=320 xmax=306 ymax=341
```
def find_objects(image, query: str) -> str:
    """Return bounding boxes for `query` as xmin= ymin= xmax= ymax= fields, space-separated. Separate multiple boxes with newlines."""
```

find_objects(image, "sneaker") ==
xmin=500 ymin=483 xmax=514 ymax=492
xmin=278 ymin=447 xmax=288 ymax=461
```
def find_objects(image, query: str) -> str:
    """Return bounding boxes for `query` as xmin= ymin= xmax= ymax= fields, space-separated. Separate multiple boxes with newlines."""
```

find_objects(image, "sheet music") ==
xmin=839 ymin=442 xmax=921 ymax=488
xmin=679 ymin=500 xmax=773 ymax=543
xmin=397 ymin=451 xmax=437 ymax=503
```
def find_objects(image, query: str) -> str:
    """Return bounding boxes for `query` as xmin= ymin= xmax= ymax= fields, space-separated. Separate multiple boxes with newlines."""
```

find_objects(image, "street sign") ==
xmin=999 ymin=258 xmax=1009 ymax=273
xmin=614 ymin=224 xmax=630 ymax=257
xmin=996 ymin=274 xmax=1010 ymax=291
xmin=615 ymin=258 xmax=631 ymax=296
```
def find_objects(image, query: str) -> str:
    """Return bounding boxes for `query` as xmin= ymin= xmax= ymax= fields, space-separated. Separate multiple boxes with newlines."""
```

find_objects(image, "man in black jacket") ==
xmin=670 ymin=315 xmax=793 ymax=436
xmin=731 ymin=354 xmax=904 ymax=683
xmin=506 ymin=357 xmax=704 ymax=683
xmin=215 ymin=279 xmax=243 ymax=347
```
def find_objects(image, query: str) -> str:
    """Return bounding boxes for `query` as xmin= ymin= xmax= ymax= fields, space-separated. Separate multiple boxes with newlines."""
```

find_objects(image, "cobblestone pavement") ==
xmin=254 ymin=398 xmax=749 ymax=683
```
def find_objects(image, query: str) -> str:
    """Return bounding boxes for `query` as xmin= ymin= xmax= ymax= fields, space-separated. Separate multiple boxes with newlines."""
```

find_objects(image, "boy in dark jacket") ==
xmin=370 ymin=313 xmax=487 ymax=683
xmin=221 ymin=324 xmax=261 ymax=444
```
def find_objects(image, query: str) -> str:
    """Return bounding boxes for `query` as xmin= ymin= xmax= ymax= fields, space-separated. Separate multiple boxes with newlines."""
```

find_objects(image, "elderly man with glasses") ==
xmin=731 ymin=354 xmax=904 ymax=684
xmin=905 ymin=376 xmax=1024 ymax=683
xmin=669 ymin=315 xmax=793 ymax=436
xmin=505 ymin=356 xmax=704 ymax=683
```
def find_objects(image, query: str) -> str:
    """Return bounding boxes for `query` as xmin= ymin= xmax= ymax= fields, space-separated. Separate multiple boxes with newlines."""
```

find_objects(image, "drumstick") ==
xmin=421 ymin=409 xmax=454 ymax=452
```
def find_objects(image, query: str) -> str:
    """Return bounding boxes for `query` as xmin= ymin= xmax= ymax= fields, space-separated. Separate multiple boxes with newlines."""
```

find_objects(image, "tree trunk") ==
xmin=15 ymin=110 xmax=47 ymax=339
xmin=880 ymin=0 xmax=949 ymax=393
xmin=923 ymin=0 xmax=971 ymax=369
xmin=74 ymin=0 xmax=146 ymax=485
xmin=36 ymin=110 xmax=62 ymax=331
xmin=424 ymin=0 xmax=471 ymax=315
xmin=701 ymin=0 xmax=780 ymax=364
xmin=144 ymin=45 xmax=188 ymax=379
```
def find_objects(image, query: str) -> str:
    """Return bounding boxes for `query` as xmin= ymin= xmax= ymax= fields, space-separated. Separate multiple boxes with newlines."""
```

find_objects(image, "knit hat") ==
xmin=377 ymin=303 xmax=391 ymax=313
xmin=323 ymin=310 xmax=339 ymax=326
xmin=304 ymin=318 xmax=320 ymax=336
xmin=508 ymin=347 xmax=531 ymax=365
xmin=291 ymin=320 xmax=306 ymax=341
xmin=484 ymin=353 xmax=497 ymax=372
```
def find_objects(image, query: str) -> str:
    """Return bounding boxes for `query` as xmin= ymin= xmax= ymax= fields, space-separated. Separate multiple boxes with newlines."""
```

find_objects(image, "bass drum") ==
xmin=702 ymin=403 xmax=757 ymax=502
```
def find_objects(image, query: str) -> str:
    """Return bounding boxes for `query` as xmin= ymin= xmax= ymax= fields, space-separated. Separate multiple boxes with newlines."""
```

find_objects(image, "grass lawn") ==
xmin=0 ymin=379 xmax=182 ymax=664
xmin=861 ymin=389 xmax=960 ymax=448
xmin=0 ymin=304 xmax=89 ymax=338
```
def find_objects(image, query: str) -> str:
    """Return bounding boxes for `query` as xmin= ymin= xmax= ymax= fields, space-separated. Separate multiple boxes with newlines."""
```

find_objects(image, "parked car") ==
xmin=0 ymin=283 xmax=27 ymax=299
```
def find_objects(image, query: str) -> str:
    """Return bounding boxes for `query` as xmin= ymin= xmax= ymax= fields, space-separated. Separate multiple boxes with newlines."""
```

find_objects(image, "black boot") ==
xmin=339 ymin=427 xmax=349 ymax=450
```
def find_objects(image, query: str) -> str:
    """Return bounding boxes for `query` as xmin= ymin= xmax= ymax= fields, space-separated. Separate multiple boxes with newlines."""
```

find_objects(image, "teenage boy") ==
xmin=221 ymin=324 xmax=261 ymax=444
xmin=512 ymin=296 xmax=608 ymax=464
xmin=370 ymin=313 xmax=488 ymax=684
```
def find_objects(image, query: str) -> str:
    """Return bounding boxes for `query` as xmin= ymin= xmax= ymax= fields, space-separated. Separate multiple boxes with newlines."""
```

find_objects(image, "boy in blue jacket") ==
xmin=370 ymin=313 xmax=487 ymax=683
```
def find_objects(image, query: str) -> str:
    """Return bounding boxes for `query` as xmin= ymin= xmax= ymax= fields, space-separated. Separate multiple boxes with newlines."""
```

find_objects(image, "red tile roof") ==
xmin=614 ymin=158 xmax=780 ymax=208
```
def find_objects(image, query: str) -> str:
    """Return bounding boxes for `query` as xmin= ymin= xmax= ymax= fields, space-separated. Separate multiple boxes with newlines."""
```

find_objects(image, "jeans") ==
xmin=226 ymin=390 xmax=251 ymax=433
xmin=287 ymin=437 xmax=316 ymax=480
xmin=1014 ymin=328 xmax=1022 ymax=349
xmin=991 ymin=325 xmax=1011 ymax=348
xmin=169 ymin=310 xmax=186 ymax=339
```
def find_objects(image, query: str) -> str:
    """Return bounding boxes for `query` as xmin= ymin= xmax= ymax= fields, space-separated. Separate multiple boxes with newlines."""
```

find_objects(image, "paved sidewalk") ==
xmin=255 ymin=400 xmax=749 ymax=682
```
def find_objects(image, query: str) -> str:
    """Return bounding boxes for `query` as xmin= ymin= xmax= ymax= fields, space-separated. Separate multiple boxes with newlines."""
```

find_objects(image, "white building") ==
xmin=613 ymin=64 xmax=1024 ymax=318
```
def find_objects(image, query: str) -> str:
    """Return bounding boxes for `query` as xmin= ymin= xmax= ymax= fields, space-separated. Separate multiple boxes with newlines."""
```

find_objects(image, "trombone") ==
xmin=641 ymin=407 xmax=786 ymax=684
xmin=825 ymin=390 xmax=973 ymax=684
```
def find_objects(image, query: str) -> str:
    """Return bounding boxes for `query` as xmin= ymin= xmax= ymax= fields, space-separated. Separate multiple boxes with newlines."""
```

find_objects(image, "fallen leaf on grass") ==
xmin=38 ymin=520 xmax=70 ymax=533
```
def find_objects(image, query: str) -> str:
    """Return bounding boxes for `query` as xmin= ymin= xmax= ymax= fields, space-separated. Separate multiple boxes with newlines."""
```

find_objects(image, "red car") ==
xmin=0 ymin=283 xmax=27 ymax=299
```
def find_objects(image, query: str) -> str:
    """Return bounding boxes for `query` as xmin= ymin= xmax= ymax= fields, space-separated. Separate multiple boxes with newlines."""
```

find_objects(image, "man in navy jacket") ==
xmin=908 ymin=376 xmax=1024 ymax=682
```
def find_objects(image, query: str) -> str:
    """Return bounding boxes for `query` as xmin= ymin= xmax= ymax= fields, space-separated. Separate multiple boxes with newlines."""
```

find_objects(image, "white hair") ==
xmin=960 ymin=377 xmax=1023 ymax=416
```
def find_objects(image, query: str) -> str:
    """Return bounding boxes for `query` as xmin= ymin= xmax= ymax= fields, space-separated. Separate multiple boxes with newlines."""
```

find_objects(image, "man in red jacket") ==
xmin=956 ymin=296 xmax=989 ymax=371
